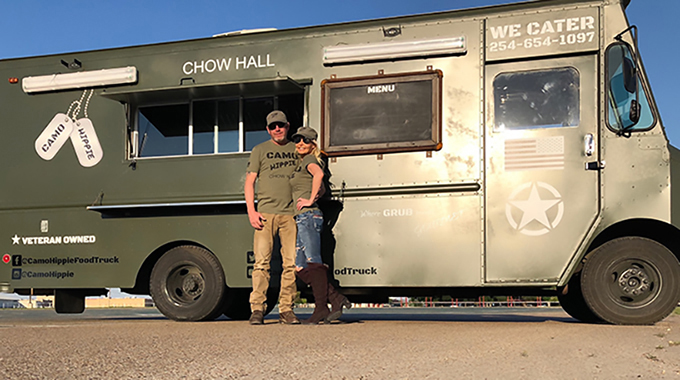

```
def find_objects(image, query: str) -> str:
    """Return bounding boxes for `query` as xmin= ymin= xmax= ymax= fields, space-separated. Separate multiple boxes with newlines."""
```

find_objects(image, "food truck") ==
xmin=1 ymin=0 xmax=678 ymax=324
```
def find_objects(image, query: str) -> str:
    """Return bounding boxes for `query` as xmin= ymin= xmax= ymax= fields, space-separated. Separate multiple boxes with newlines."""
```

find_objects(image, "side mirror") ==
xmin=629 ymin=99 xmax=640 ymax=124
xmin=623 ymin=57 xmax=637 ymax=93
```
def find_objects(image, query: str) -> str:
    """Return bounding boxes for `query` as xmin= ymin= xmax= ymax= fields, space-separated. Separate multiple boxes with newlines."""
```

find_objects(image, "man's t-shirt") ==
xmin=289 ymin=154 xmax=323 ymax=216
xmin=246 ymin=140 xmax=297 ymax=215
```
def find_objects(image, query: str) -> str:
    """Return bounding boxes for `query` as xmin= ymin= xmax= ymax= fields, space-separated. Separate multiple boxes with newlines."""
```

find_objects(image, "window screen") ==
xmin=494 ymin=68 xmax=580 ymax=130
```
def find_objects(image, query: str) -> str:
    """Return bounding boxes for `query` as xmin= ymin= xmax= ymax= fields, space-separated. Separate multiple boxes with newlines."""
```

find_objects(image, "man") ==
xmin=244 ymin=110 xmax=300 ymax=325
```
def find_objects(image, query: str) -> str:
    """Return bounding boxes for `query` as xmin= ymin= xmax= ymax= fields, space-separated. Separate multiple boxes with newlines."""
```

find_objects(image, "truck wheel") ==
xmin=557 ymin=272 xmax=602 ymax=323
xmin=581 ymin=237 xmax=680 ymax=325
xmin=223 ymin=288 xmax=277 ymax=320
xmin=150 ymin=245 xmax=226 ymax=321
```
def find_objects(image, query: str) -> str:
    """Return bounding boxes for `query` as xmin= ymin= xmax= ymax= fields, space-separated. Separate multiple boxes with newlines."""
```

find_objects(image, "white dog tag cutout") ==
xmin=35 ymin=113 xmax=74 ymax=160
xmin=34 ymin=89 xmax=104 ymax=167
xmin=70 ymin=118 xmax=103 ymax=167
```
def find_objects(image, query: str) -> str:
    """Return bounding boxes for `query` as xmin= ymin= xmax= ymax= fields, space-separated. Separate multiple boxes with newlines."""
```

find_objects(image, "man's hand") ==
xmin=248 ymin=211 xmax=265 ymax=230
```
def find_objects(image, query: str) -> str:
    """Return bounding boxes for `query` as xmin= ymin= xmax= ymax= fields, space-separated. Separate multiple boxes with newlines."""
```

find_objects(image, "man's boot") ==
xmin=303 ymin=263 xmax=330 ymax=324
xmin=327 ymin=284 xmax=351 ymax=322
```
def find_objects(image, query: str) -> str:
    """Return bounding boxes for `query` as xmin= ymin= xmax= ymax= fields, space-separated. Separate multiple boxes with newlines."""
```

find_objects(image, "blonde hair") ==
xmin=297 ymin=139 xmax=322 ymax=164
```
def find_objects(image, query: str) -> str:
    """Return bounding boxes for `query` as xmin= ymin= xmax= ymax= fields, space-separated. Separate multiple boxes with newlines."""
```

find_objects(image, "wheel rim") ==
xmin=605 ymin=258 xmax=661 ymax=308
xmin=165 ymin=264 xmax=206 ymax=306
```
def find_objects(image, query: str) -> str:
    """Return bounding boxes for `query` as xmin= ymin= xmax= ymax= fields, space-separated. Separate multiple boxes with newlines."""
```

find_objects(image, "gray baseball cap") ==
xmin=292 ymin=126 xmax=318 ymax=141
xmin=266 ymin=110 xmax=288 ymax=126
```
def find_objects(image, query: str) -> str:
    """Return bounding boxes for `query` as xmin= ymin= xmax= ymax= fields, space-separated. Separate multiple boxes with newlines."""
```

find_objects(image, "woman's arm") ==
xmin=297 ymin=162 xmax=324 ymax=210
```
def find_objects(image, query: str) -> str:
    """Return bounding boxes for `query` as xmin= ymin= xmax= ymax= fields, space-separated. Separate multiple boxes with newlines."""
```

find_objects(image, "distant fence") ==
xmin=296 ymin=297 xmax=560 ymax=309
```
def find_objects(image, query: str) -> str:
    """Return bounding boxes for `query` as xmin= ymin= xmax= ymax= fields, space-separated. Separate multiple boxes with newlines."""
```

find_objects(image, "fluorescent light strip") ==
xmin=324 ymin=37 xmax=466 ymax=64
xmin=23 ymin=66 xmax=138 ymax=94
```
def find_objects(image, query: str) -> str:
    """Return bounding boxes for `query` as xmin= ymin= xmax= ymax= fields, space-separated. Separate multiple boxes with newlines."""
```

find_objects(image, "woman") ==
xmin=289 ymin=126 xmax=351 ymax=324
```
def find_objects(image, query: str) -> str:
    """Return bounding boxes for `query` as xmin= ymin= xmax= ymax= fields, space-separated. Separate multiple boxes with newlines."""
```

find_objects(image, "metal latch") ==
xmin=585 ymin=160 xmax=606 ymax=171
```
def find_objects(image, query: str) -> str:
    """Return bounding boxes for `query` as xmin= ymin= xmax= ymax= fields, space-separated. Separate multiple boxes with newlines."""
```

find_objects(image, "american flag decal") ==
xmin=504 ymin=136 xmax=564 ymax=171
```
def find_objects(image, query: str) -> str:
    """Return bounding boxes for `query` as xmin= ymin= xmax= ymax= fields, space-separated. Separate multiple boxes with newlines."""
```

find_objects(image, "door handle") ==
xmin=584 ymin=133 xmax=595 ymax=156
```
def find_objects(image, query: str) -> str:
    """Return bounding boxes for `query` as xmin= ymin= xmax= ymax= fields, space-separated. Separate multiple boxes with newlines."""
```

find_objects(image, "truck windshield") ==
xmin=606 ymin=43 xmax=655 ymax=132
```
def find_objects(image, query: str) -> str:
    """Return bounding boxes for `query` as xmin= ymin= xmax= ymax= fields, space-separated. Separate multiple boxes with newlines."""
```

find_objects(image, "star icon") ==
xmin=11 ymin=235 xmax=20 ymax=245
xmin=506 ymin=182 xmax=564 ymax=236
xmin=509 ymin=184 xmax=561 ymax=229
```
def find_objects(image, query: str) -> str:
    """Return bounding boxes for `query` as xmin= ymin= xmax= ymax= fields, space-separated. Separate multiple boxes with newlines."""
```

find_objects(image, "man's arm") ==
xmin=245 ymin=172 xmax=264 ymax=230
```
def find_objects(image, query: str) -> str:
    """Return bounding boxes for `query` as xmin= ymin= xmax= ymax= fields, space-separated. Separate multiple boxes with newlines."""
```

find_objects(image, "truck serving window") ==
xmin=605 ymin=43 xmax=655 ymax=132
xmin=494 ymin=68 xmax=580 ymax=130
xmin=134 ymin=93 xmax=303 ymax=158
xmin=321 ymin=70 xmax=442 ymax=156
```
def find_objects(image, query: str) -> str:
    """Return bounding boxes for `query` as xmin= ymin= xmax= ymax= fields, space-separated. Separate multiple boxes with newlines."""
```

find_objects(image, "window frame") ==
xmin=604 ymin=41 xmax=658 ymax=134
xmin=129 ymin=92 xmax=305 ymax=160
xmin=320 ymin=70 xmax=443 ymax=157
xmin=492 ymin=66 xmax=581 ymax=132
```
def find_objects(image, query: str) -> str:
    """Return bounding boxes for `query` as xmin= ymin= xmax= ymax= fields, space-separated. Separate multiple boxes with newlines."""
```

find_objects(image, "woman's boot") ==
xmin=327 ymin=284 xmax=351 ymax=322
xmin=303 ymin=263 xmax=330 ymax=324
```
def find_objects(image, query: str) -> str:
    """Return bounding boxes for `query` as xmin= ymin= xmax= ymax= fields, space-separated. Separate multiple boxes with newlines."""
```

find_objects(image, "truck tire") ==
xmin=223 ymin=288 xmax=277 ymax=320
xmin=150 ymin=245 xmax=226 ymax=321
xmin=581 ymin=237 xmax=680 ymax=325
xmin=557 ymin=272 xmax=602 ymax=323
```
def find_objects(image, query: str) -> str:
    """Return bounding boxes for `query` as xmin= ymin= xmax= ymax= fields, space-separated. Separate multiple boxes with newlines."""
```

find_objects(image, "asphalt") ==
xmin=0 ymin=307 xmax=678 ymax=379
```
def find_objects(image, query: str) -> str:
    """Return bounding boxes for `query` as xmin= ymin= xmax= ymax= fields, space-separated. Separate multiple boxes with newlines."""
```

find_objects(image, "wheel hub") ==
xmin=166 ymin=265 xmax=206 ymax=305
xmin=182 ymin=273 xmax=205 ymax=297
xmin=618 ymin=268 xmax=650 ymax=296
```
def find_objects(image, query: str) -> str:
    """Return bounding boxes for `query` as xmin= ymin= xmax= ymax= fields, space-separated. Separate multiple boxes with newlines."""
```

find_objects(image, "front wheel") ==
xmin=581 ymin=237 xmax=680 ymax=325
xmin=150 ymin=245 xmax=226 ymax=321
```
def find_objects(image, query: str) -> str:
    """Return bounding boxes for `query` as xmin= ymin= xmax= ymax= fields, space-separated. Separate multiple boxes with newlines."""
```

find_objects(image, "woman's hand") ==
xmin=297 ymin=197 xmax=313 ymax=210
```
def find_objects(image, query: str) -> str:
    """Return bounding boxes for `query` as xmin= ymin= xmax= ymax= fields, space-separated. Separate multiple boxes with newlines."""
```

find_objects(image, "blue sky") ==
xmin=2 ymin=0 xmax=678 ymax=143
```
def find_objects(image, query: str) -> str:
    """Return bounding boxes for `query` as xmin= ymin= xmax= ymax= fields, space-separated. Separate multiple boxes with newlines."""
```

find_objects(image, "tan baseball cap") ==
xmin=292 ymin=126 xmax=318 ymax=141
xmin=266 ymin=110 xmax=288 ymax=126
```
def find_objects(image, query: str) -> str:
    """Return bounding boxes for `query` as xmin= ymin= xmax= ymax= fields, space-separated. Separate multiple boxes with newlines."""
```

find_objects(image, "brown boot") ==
xmin=302 ymin=263 xmax=330 ymax=324
xmin=327 ymin=284 xmax=351 ymax=322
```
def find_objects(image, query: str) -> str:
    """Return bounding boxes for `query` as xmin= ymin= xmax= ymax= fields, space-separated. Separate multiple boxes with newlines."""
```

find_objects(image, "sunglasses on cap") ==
xmin=293 ymin=136 xmax=313 ymax=144
xmin=267 ymin=122 xmax=287 ymax=130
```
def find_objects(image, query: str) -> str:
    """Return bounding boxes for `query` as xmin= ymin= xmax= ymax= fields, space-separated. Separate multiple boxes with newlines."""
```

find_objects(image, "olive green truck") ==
xmin=1 ymin=0 xmax=679 ymax=324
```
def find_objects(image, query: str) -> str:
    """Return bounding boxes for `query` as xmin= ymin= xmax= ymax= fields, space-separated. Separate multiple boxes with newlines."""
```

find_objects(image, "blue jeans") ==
xmin=294 ymin=210 xmax=324 ymax=269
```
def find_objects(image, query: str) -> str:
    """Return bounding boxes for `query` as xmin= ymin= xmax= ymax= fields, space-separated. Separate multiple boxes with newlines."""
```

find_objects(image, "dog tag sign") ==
xmin=35 ymin=113 xmax=74 ymax=160
xmin=70 ymin=118 xmax=103 ymax=167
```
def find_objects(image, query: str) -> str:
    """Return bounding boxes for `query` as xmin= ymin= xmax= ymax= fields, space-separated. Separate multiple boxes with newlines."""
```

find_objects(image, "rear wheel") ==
xmin=581 ymin=237 xmax=680 ymax=325
xmin=557 ymin=272 xmax=602 ymax=323
xmin=150 ymin=245 xmax=226 ymax=321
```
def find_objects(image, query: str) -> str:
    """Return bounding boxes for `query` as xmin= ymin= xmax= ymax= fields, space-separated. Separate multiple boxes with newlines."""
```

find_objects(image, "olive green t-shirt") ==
xmin=289 ymin=154 xmax=323 ymax=216
xmin=246 ymin=140 xmax=297 ymax=215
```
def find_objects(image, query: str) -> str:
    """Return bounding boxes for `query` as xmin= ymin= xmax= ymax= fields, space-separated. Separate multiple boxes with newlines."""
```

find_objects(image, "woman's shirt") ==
xmin=289 ymin=154 xmax=323 ymax=216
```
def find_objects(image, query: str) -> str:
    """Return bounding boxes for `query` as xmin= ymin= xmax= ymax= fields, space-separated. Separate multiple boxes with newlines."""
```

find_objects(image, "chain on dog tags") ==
xmin=35 ymin=113 xmax=74 ymax=160
xmin=70 ymin=118 xmax=103 ymax=167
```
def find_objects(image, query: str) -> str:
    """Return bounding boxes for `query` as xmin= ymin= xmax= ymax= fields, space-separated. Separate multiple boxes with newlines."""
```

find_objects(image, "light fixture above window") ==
xmin=323 ymin=37 xmax=466 ymax=65
xmin=22 ymin=66 xmax=138 ymax=94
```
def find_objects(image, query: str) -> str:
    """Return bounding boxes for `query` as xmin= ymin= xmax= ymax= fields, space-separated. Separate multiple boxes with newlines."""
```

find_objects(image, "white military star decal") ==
xmin=505 ymin=182 xmax=564 ymax=236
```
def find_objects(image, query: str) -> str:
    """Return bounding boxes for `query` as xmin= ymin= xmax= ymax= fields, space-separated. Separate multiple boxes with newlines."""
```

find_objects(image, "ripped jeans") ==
xmin=294 ymin=209 xmax=324 ymax=269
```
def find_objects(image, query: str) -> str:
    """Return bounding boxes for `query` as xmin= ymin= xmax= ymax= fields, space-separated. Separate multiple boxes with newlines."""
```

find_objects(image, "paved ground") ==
xmin=0 ymin=307 xmax=679 ymax=379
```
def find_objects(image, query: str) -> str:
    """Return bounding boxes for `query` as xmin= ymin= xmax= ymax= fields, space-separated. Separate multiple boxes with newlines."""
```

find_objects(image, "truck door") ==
xmin=485 ymin=55 xmax=599 ymax=282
